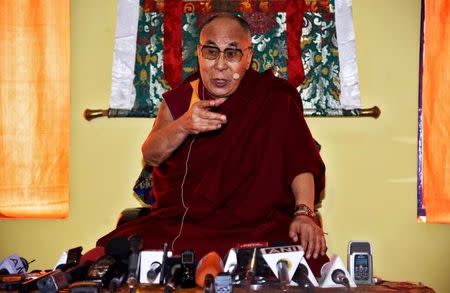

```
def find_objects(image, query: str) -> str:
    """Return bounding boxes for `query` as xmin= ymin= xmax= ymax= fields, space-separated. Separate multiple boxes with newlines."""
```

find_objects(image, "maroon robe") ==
xmin=97 ymin=69 xmax=327 ymax=274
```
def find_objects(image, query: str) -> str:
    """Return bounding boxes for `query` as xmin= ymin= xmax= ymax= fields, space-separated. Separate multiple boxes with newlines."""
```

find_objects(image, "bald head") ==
xmin=200 ymin=14 xmax=252 ymax=42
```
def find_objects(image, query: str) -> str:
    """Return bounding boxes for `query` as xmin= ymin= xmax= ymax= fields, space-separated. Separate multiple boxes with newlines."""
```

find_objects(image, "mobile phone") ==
xmin=347 ymin=241 xmax=373 ymax=284
xmin=180 ymin=250 xmax=196 ymax=288
xmin=215 ymin=272 xmax=233 ymax=293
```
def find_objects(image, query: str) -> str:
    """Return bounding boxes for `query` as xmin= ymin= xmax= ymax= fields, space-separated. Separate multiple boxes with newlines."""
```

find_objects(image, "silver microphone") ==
xmin=232 ymin=72 xmax=240 ymax=80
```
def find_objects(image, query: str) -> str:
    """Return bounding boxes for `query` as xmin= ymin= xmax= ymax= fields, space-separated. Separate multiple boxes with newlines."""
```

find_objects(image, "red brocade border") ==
xmin=286 ymin=0 xmax=304 ymax=86
xmin=163 ymin=0 xmax=183 ymax=87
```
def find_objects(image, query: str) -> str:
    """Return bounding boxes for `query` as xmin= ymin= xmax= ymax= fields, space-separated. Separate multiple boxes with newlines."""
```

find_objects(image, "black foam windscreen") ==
xmin=297 ymin=263 xmax=309 ymax=275
xmin=292 ymin=263 xmax=314 ymax=288
xmin=105 ymin=237 xmax=130 ymax=260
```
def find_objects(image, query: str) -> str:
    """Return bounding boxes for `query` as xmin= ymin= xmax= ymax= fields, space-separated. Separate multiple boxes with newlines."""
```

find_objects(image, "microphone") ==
xmin=244 ymin=248 xmax=258 ymax=285
xmin=159 ymin=243 xmax=169 ymax=285
xmin=203 ymin=274 xmax=214 ymax=293
xmin=319 ymin=254 xmax=356 ymax=288
xmin=292 ymin=263 xmax=315 ymax=288
xmin=36 ymin=261 xmax=94 ymax=293
xmin=86 ymin=237 xmax=130 ymax=289
xmin=276 ymin=260 xmax=290 ymax=290
xmin=232 ymin=72 xmax=240 ymax=80
xmin=195 ymin=251 xmax=224 ymax=288
xmin=105 ymin=236 xmax=130 ymax=261
xmin=127 ymin=234 xmax=143 ymax=289
xmin=164 ymin=264 xmax=182 ymax=293
xmin=147 ymin=261 xmax=162 ymax=283
xmin=0 ymin=255 xmax=30 ymax=274
xmin=260 ymin=245 xmax=303 ymax=287
xmin=332 ymin=269 xmax=350 ymax=287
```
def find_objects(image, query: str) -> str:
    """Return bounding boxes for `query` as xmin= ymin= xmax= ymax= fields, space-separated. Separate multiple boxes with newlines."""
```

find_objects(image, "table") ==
xmin=0 ymin=279 xmax=435 ymax=292
xmin=117 ymin=282 xmax=435 ymax=293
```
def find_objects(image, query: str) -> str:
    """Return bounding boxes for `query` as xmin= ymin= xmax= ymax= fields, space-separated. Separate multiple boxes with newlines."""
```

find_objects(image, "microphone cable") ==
xmin=171 ymin=135 xmax=196 ymax=252
xmin=171 ymin=80 xmax=206 ymax=252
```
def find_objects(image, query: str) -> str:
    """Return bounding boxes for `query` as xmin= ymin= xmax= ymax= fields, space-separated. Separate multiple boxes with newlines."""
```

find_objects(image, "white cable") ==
xmin=170 ymin=135 xmax=196 ymax=252
xmin=171 ymin=81 xmax=204 ymax=252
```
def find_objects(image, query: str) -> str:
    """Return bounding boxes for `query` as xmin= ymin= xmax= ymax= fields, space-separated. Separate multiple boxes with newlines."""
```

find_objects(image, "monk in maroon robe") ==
xmin=97 ymin=14 xmax=327 ymax=275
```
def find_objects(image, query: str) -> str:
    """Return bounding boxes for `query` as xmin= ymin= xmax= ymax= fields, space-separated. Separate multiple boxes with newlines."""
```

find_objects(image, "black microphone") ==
xmin=332 ymin=269 xmax=350 ymax=288
xmin=164 ymin=264 xmax=182 ymax=293
xmin=37 ymin=261 xmax=93 ymax=293
xmin=159 ymin=243 xmax=169 ymax=285
xmin=127 ymin=234 xmax=143 ymax=289
xmin=105 ymin=236 xmax=130 ymax=261
xmin=86 ymin=237 xmax=130 ymax=289
xmin=292 ymin=263 xmax=314 ymax=288
xmin=203 ymin=274 xmax=214 ymax=293
xmin=147 ymin=261 xmax=162 ymax=283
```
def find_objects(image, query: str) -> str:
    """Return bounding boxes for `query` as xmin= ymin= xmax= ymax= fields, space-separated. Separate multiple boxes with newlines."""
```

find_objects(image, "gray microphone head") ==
xmin=232 ymin=72 xmax=240 ymax=80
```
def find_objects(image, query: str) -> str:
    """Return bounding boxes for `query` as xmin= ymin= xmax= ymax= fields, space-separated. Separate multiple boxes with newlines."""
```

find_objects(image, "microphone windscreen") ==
xmin=105 ymin=236 xmax=130 ymax=260
xmin=320 ymin=261 xmax=330 ymax=278
xmin=128 ymin=234 xmax=144 ymax=253
xmin=0 ymin=255 xmax=28 ymax=274
xmin=195 ymin=252 xmax=224 ymax=288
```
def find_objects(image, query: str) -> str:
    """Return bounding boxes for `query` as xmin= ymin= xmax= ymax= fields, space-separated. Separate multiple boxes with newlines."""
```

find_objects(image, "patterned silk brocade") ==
xmin=113 ymin=0 xmax=353 ymax=118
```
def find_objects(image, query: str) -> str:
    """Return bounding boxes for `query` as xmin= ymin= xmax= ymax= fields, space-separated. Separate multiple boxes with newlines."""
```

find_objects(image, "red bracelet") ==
xmin=294 ymin=204 xmax=316 ymax=219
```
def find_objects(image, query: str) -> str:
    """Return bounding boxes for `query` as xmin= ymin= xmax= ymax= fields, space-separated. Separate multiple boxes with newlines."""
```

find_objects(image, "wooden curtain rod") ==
xmin=83 ymin=106 xmax=380 ymax=120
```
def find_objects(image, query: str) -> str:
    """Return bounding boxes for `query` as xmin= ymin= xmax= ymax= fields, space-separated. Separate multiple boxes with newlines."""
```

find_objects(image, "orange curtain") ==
xmin=421 ymin=0 xmax=450 ymax=223
xmin=0 ymin=1 xmax=70 ymax=218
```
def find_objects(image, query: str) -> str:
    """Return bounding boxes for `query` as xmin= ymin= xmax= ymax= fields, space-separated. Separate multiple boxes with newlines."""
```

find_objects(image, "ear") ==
xmin=196 ymin=45 xmax=202 ymax=59
xmin=245 ymin=49 xmax=253 ymax=70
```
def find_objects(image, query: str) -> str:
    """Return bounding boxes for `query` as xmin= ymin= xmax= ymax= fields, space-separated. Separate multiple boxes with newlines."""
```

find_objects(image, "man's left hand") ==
xmin=289 ymin=215 xmax=327 ymax=259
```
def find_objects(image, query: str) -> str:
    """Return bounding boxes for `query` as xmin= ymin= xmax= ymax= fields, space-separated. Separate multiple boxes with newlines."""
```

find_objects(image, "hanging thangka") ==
xmin=87 ymin=0 xmax=376 ymax=120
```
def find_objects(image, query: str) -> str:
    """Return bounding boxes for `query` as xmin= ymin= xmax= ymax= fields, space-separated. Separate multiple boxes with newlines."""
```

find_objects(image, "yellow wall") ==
xmin=1 ymin=0 xmax=449 ymax=292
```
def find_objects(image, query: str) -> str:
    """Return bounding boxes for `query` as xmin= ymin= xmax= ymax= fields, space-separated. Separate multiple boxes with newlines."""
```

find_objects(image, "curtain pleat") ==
xmin=422 ymin=0 xmax=450 ymax=223
xmin=0 ymin=0 xmax=70 ymax=218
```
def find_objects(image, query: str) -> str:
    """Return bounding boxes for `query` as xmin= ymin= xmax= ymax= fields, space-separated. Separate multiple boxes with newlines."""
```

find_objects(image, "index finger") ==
xmin=197 ymin=98 xmax=226 ymax=108
xmin=197 ymin=108 xmax=227 ymax=122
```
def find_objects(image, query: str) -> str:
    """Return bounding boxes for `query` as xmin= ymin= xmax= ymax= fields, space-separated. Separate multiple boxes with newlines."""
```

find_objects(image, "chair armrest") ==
xmin=116 ymin=207 xmax=151 ymax=227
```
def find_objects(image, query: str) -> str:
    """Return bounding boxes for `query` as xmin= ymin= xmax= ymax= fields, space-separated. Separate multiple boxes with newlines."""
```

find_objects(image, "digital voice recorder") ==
xmin=347 ymin=241 xmax=373 ymax=284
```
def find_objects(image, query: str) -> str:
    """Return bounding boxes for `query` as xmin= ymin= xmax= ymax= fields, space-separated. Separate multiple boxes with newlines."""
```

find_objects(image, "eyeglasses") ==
xmin=199 ymin=44 xmax=252 ymax=63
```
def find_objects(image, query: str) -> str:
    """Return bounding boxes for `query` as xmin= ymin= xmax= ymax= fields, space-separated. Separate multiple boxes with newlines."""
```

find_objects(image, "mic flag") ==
xmin=139 ymin=250 xmax=173 ymax=284
xmin=260 ymin=245 xmax=303 ymax=285
xmin=319 ymin=254 xmax=356 ymax=288
xmin=195 ymin=251 xmax=224 ymax=288
xmin=0 ymin=254 xmax=28 ymax=274
xmin=292 ymin=257 xmax=319 ymax=287
xmin=223 ymin=248 xmax=237 ymax=274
